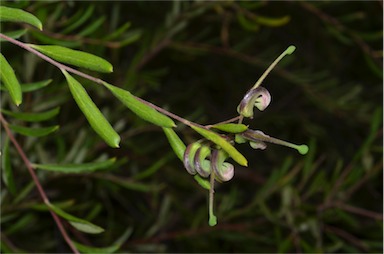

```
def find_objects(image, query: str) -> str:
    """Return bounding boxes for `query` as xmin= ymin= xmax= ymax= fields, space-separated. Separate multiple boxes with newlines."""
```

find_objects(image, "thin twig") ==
xmin=333 ymin=201 xmax=383 ymax=221
xmin=206 ymin=116 xmax=241 ymax=128
xmin=0 ymin=33 xmax=104 ymax=85
xmin=0 ymin=33 xmax=210 ymax=130
xmin=0 ymin=113 xmax=80 ymax=254
xmin=300 ymin=2 xmax=382 ymax=61
xmin=324 ymin=225 xmax=369 ymax=252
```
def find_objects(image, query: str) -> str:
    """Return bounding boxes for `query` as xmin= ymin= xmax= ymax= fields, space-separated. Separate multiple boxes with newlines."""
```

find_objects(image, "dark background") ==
xmin=1 ymin=1 xmax=382 ymax=253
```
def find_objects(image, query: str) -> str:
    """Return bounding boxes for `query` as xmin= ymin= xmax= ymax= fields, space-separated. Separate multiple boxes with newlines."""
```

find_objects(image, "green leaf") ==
xmin=212 ymin=123 xmax=248 ymax=133
xmin=120 ymin=30 xmax=143 ymax=47
xmin=30 ymin=30 xmax=82 ymax=48
xmin=32 ymin=200 xmax=75 ymax=211
xmin=21 ymin=79 xmax=52 ymax=92
xmin=103 ymin=22 xmax=131 ymax=40
xmin=194 ymin=175 xmax=210 ymax=190
xmin=32 ymin=158 xmax=116 ymax=173
xmin=104 ymin=83 xmax=176 ymax=128
xmin=1 ymin=107 xmax=60 ymax=122
xmin=61 ymin=5 xmax=95 ymax=34
xmin=72 ymin=241 xmax=120 ymax=254
xmin=237 ymin=14 xmax=260 ymax=32
xmin=30 ymin=45 xmax=113 ymax=73
xmin=46 ymin=202 xmax=104 ymax=234
xmin=0 ymin=53 xmax=22 ymax=106
xmin=2 ymin=138 xmax=16 ymax=195
xmin=78 ymin=16 xmax=105 ymax=37
xmin=62 ymin=70 xmax=120 ymax=148
xmin=0 ymin=6 xmax=42 ymax=30
xmin=162 ymin=127 xmax=186 ymax=161
xmin=0 ymin=29 xmax=27 ymax=41
xmin=9 ymin=124 xmax=59 ymax=137
xmin=254 ymin=15 xmax=290 ymax=27
xmin=191 ymin=126 xmax=248 ymax=166
xmin=5 ymin=213 xmax=36 ymax=235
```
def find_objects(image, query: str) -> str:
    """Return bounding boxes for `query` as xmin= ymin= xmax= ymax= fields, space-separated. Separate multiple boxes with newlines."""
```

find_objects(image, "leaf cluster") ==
xmin=1 ymin=1 xmax=382 ymax=253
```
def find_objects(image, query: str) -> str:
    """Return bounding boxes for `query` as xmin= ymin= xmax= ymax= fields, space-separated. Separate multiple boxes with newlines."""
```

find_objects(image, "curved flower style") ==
xmin=183 ymin=141 xmax=235 ymax=182
xmin=211 ymin=149 xmax=234 ymax=182
xmin=239 ymin=129 xmax=309 ymax=155
xmin=237 ymin=86 xmax=271 ymax=118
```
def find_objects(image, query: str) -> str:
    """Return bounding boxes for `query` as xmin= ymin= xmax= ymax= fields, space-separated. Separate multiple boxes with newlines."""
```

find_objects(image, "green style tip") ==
xmin=209 ymin=215 xmax=217 ymax=226
xmin=286 ymin=45 xmax=296 ymax=55
xmin=297 ymin=144 xmax=309 ymax=155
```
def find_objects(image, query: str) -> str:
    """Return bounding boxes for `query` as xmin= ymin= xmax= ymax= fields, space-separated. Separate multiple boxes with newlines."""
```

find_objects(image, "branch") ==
xmin=0 ymin=33 xmax=211 ymax=130
xmin=0 ymin=113 xmax=80 ymax=254
xmin=0 ymin=33 xmax=103 ymax=85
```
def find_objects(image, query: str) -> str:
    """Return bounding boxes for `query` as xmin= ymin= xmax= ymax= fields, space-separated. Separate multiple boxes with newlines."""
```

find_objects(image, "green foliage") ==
xmin=211 ymin=123 xmax=248 ymax=133
xmin=0 ymin=53 xmax=22 ymax=106
xmin=104 ymin=82 xmax=176 ymax=128
xmin=162 ymin=127 xmax=186 ymax=161
xmin=30 ymin=44 xmax=113 ymax=73
xmin=63 ymin=70 xmax=120 ymax=148
xmin=46 ymin=202 xmax=104 ymax=234
xmin=191 ymin=125 xmax=248 ymax=166
xmin=32 ymin=158 xmax=116 ymax=173
xmin=0 ymin=1 xmax=382 ymax=253
xmin=0 ymin=6 xmax=42 ymax=30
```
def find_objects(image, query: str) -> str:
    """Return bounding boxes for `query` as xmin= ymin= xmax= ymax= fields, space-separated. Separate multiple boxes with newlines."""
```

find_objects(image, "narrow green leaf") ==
xmin=78 ymin=16 xmax=105 ymax=37
xmin=1 ymin=107 xmax=60 ymax=122
xmin=212 ymin=123 xmax=248 ymax=133
xmin=5 ymin=214 xmax=36 ymax=235
xmin=30 ymin=30 xmax=82 ymax=48
xmin=69 ymin=222 xmax=104 ymax=234
xmin=30 ymin=45 xmax=113 ymax=73
xmin=0 ymin=29 xmax=27 ymax=41
xmin=104 ymin=83 xmax=176 ymax=128
xmin=237 ymin=14 xmax=260 ymax=32
xmin=2 ymin=138 xmax=16 ymax=195
xmin=61 ymin=5 xmax=95 ymax=34
xmin=21 ymin=79 xmax=52 ymax=92
xmin=72 ymin=241 xmax=120 ymax=254
xmin=13 ymin=181 xmax=35 ymax=205
xmin=46 ymin=202 xmax=104 ymax=234
xmin=9 ymin=124 xmax=59 ymax=137
xmin=0 ymin=6 xmax=42 ymax=30
xmin=133 ymin=155 xmax=171 ymax=180
xmin=62 ymin=70 xmax=120 ymax=148
xmin=32 ymin=200 xmax=75 ymax=211
xmin=194 ymin=175 xmax=210 ymax=190
xmin=32 ymin=158 xmax=116 ymax=173
xmin=254 ymin=15 xmax=290 ymax=27
xmin=103 ymin=22 xmax=131 ymax=40
xmin=162 ymin=127 xmax=186 ymax=161
xmin=191 ymin=126 xmax=248 ymax=166
xmin=0 ymin=53 xmax=22 ymax=106
xmin=120 ymin=30 xmax=143 ymax=47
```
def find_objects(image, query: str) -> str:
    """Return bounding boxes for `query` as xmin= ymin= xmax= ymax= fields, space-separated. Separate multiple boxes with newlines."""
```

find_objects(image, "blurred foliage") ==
xmin=1 ymin=1 xmax=382 ymax=253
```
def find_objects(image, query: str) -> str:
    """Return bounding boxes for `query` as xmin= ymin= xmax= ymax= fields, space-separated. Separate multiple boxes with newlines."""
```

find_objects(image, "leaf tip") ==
xmin=112 ymin=141 xmax=120 ymax=148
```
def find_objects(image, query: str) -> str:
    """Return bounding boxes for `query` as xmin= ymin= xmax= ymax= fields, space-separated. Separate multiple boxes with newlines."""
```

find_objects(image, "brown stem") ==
xmin=0 ymin=33 xmax=212 ymax=130
xmin=206 ymin=116 xmax=241 ymax=128
xmin=333 ymin=201 xmax=383 ymax=221
xmin=0 ymin=33 xmax=104 ymax=85
xmin=324 ymin=225 xmax=369 ymax=252
xmin=0 ymin=114 xmax=79 ymax=254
